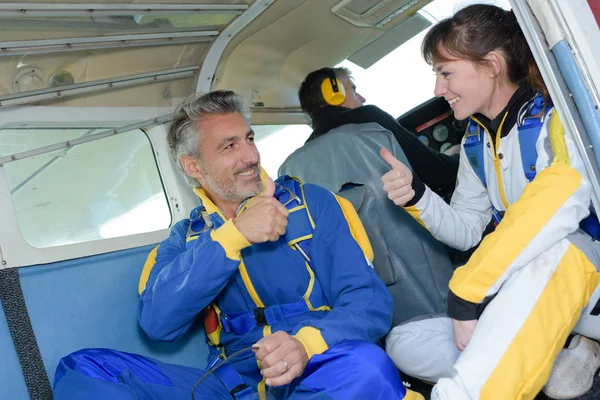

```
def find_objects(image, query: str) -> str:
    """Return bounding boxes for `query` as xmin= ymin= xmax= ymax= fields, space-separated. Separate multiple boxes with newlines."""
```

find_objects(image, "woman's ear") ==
xmin=483 ymin=51 xmax=504 ymax=79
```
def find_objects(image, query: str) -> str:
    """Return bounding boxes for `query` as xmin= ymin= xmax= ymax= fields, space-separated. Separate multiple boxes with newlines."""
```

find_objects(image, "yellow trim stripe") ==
xmin=301 ymin=261 xmax=331 ymax=312
xmin=300 ymin=183 xmax=316 ymax=229
xmin=263 ymin=325 xmax=271 ymax=337
xmin=193 ymin=187 xmax=226 ymax=221
xmin=238 ymin=259 xmax=264 ymax=308
xmin=257 ymin=378 xmax=267 ymax=400
xmin=471 ymin=114 xmax=509 ymax=209
xmin=256 ymin=308 xmax=269 ymax=400
xmin=404 ymin=205 xmax=429 ymax=230
xmin=302 ymin=261 xmax=316 ymax=309
xmin=257 ymin=366 xmax=267 ymax=400
xmin=288 ymin=234 xmax=313 ymax=247
xmin=210 ymin=219 xmax=251 ymax=261
xmin=334 ymin=194 xmax=375 ymax=262
xmin=186 ymin=236 xmax=198 ymax=243
xmin=138 ymin=245 xmax=160 ymax=295
xmin=288 ymin=205 xmax=306 ymax=213
xmin=494 ymin=113 xmax=510 ymax=208
xmin=302 ymin=262 xmax=315 ymax=311
xmin=295 ymin=326 xmax=329 ymax=359
xmin=481 ymin=245 xmax=600 ymax=399
xmin=450 ymin=164 xmax=583 ymax=303
xmin=206 ymin=330 xmax=221 ymax=346
xmin=549 ymin=113 xmax=570 ymax=165
xmin=257 ymin=321 xmax=272 ymax=399
xmin=405 ymin=389 xmax=426 ymax=400
xmin=206 ymin=304 xmax=223 ymax=346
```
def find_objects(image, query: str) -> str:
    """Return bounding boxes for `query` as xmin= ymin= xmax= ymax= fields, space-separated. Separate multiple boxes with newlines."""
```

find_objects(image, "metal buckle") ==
xmin=278 ymin=186 xmax=301 ymax=207
xmin=276 ymin=183 xmax=311 ymax=262
xmin=186 ymin=209 xmax=213 ymax=239
xmin=518 ymin=95 xmax=547 ymax=127
xmin=207 ymin=353 xmax=225 ymax=369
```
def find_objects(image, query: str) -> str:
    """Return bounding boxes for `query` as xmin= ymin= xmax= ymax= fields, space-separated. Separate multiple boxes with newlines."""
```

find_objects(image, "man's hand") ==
xmin=233 ymin=177 xmax=289 ymax=243
xmin=380 ymin=147 xmax=415 ymax=206
xmin=253 ymin=331 xmax=309 ymax=387
xmin=451 ymin=318 xmax=478 ymax=351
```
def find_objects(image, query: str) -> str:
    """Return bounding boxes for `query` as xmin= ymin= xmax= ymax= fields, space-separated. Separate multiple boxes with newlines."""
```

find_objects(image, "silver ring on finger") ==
xmin=280 ymin=359 xmax=289 ymax=373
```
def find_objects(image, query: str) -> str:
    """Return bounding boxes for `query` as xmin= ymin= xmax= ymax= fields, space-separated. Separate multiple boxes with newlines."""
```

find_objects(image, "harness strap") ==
xmin=275 ymin=175 xmax=320 ymax=272
xmin=0 ymin=268 xmax=53 ymax=400
xmin=517 ymin=93 xmax=549 ymax=182
xmin=186 ymin=206 xmax=213 ymax=240
xmin=464 ymin=121 xmax=504 ymax=224
xmin=518 ymin=118 xmax=543 ymax=182
xmin=210 ymin=358 xmax=254 ymax=399
xmin=275 ymin=176 xmax=314 ymax=254
xmin=464 ymin=121 xmax=487 ymax=188
xmin=220 ymin=299 xmax=310 ymax=336
xmin=465 ymin=94 xmax=600 ymax=238
xmin=580 ymin=214 xmax=600 ymax=242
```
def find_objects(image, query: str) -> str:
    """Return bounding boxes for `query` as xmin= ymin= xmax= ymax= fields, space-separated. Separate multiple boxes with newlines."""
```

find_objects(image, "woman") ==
xmin=382 ymin=4 xmax=600 ymax=400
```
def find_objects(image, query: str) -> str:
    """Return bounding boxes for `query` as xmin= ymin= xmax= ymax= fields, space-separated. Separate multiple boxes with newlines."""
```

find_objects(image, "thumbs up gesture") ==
xmin=380 ymin=148 xmax=415 ymax=207
xmin=233 ymin=177 xmax=289 ymax=243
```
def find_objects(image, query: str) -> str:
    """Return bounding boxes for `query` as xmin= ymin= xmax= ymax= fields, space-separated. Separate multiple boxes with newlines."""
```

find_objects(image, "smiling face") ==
xmin=433 ymin=57 xmax=497 ymax=121
xmin=183 ymin=112 xmax=262 ymax=205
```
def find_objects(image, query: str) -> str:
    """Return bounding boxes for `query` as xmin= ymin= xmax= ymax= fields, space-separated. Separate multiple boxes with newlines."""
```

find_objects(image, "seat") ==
xmin=0 ymin=244 xmax=208 ymax=399
xmin=279 ymin=122 xmax=453 ymax=326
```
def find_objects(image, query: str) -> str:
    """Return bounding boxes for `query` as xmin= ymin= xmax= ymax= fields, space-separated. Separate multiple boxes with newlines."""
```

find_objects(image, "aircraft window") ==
xmin=337 ymin=0 xmax=512 ymax=118
xmin=0 ymin=128 xmax=171 ymax=248
xmin=254 ymin=125 xmax=312 ymax=178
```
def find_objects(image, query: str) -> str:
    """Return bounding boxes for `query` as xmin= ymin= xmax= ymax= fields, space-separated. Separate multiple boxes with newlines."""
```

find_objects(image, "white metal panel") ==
xmin=514 ymin=0 xmax=600 ymax=213
xmin=196 ymin=0 xmax=274 ymax=94
xmin=0 ymin=3 xmax=248 ymax=17
xmin=0 ymin=106 xmax=175 ymax=128
xmin=550 ymin=0 xmax=600 ymax=111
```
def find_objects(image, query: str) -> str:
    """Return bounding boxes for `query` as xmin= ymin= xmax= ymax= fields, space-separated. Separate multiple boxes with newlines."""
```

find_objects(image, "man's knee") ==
xmin=329 ymin=340 xmax=395 ymax=372
xmin=54 ymin=349 xmax=144 ymax=400
xmin=298 ymin=340 xmax=406 ymax=399
xmin=56 ymin=348 xmax=173 ymax=386
xmin=328 ymin=341 xmax=404 ymax=389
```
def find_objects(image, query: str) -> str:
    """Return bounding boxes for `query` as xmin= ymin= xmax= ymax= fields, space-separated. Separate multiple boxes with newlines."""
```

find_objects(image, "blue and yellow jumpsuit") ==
xmin=53 ymin=175 xmax=419 ymax=399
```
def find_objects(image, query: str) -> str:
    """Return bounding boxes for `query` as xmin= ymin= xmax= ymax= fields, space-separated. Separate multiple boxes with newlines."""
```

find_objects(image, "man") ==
xmin=298 ymin=67 xmax=459 ymax=196
xmin=53 ymin=90 xmax=422 ymax=399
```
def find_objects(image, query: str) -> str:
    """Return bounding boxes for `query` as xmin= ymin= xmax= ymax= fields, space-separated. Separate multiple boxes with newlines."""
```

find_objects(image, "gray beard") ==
xmin=202 ymin=165 xmax=263 ymax=203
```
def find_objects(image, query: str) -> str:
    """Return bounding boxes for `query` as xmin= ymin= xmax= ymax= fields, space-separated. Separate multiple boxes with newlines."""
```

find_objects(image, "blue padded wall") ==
xmin=0 ymin=245 xmax=209 ymax=399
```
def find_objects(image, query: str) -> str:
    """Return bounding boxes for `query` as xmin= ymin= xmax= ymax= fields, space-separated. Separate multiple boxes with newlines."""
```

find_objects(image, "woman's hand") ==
xmin=380 ymin=147 xmax=415 ymax=206
xmin=451 ymin=318 xmax=478 ymax=351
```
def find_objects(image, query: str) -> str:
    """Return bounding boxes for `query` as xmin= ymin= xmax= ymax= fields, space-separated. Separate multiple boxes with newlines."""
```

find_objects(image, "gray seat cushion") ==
xmin=280 ymin=122 xmax=453 ymax=326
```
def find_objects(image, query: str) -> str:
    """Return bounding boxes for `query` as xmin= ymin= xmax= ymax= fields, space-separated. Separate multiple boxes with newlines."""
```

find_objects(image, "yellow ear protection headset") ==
xmin=320 ymin=69 xmax=346 ymax=106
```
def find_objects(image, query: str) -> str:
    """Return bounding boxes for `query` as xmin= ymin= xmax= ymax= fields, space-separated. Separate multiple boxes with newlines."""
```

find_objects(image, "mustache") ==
xmin=234 ymin=163 xmax=259 ymax=175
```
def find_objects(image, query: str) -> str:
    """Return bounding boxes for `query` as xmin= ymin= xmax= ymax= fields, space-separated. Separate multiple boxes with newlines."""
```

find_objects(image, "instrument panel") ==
xmin=397 ymin=96 xmax=467 ymax=153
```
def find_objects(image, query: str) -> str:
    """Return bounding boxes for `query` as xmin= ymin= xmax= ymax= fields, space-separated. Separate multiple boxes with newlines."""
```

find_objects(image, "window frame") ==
xmin=253 ymin=123 xmax=313 ymax=178
xmin=0 ymin=106 xmax=198 ymax=268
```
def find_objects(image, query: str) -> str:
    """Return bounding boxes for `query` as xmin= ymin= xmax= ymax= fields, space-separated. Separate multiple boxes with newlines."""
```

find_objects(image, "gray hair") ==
xmin=167 ymin=90 xmax=251 ymax=187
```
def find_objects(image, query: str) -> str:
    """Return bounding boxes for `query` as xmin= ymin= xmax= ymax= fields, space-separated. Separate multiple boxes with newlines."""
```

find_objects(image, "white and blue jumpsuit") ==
xmin=53 ymin=173 xmax=419 ymax=400
xmin=386 ymin=88 xmax=600 ymax=400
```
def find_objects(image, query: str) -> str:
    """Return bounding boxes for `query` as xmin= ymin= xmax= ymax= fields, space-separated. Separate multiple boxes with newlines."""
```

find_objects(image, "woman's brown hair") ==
xmin=422 ymin=4 xmax=548 ymax=98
